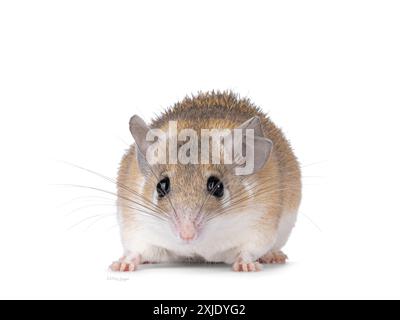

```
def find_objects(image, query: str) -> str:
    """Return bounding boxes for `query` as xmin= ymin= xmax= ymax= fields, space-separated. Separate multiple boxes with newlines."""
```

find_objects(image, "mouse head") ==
xmin=128 ymin=115 xmax=273 ymax=243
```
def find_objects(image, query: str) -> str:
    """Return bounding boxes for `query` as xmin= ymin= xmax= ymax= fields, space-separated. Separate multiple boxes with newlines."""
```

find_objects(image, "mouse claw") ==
xmin=232 ymin=259 xmax=263 ymax=272
xmin=119 ymin=262 xmax=127 ymax=272
xmin=128 ymin=263 xmax=136 ymax=272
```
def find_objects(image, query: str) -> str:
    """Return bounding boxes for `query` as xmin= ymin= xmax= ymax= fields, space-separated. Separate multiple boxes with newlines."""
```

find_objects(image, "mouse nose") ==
xmin=178 ymin=221 xmax=197 ymax=242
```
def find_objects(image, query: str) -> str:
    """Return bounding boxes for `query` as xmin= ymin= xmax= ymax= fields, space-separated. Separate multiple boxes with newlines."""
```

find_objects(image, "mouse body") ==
xmin=111 ymin=91 xmax=301 ymax=272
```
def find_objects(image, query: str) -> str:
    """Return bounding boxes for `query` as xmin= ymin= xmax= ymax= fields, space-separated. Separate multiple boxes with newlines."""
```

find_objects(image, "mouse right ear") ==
xmin=129 ymin=115 xmax=151 ymax=155
xmin=129 ymin=115 xmax=155 ymax=174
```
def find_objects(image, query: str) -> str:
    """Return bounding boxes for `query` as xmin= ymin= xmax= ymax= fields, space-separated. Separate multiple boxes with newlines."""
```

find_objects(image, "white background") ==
xmin=1 ymin=0 xmax=399 ymax=299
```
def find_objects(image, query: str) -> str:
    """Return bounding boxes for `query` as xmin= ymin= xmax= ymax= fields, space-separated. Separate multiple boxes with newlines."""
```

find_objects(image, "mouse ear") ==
xmin=129 ymin=115 xmax=155 ymax=174
xmin=129 ymin=115 xmax=151 ymax=155
xmin=237 ymin=116 xmax=264 ymax=137
xmin=233 ymin=116 xmax=273 ymax=175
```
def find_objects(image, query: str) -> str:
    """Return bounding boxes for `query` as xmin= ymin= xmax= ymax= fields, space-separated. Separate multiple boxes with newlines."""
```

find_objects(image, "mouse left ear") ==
xmin=233 ymin=116 xmax=273 ymax=175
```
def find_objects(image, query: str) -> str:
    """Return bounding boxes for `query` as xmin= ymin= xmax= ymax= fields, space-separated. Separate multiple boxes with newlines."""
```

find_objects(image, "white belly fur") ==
xmin=273 ymin=210 xmax=298 ymax=250
xmin=122 ymin=209 xmax=298 ymax=263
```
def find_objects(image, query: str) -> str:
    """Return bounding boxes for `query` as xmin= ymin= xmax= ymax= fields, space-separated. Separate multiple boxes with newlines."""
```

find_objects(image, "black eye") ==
xmin=207 ymin=176 xmax=224 ymax=198
xmin=156 ymin=177 xmax=170 ymax=198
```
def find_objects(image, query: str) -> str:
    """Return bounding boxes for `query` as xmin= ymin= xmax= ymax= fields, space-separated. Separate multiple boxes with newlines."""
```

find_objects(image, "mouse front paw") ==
xmin=232 ymin=258 xmax=263 ymax=272
xmin=109 ymin=255 xmax=141 ymax=272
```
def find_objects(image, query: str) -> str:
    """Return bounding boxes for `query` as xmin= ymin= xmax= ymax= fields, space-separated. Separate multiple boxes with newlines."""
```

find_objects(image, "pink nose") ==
xmin=178 ymin=222 xmax=197 ymax=241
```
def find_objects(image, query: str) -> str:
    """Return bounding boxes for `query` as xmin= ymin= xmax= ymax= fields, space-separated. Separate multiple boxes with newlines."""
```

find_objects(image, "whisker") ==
xmin=64 ymin=203 xmax=158 ymax=217
xmin=65 ymin=203 xmax=120 ymax=216
xmin=56 ymin=184 xmax=161 ymax=213
xmin=135 ymin=148 xmax=180 ymax=222
xmin=83 ymin=214 xmax=117 ymax=230
xmin=67 ymin=214 xmax=108 ymax=230
xmin=300 ymin=212 xmax=323 ymax=232
xmin=56 ymin=195 xmax=116 ymax=209
xmin=300 ymin=160 xmax=327 ymax=168
xmin=206 ymin=203 xmax=285 ymax=222
xmin=61 ymin=161 xmax=168 ymax=214
xmin=211 ymin=187 xmax=300 ymax=217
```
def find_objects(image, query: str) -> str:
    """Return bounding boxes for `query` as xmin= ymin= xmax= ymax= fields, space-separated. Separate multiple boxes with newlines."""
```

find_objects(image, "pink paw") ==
xmin=232 ymin=259 xmax=263 ymax=272
xmin=109 ymin=255 xmax=141 ymax=272
xmin=258 ymin=251 xmax=288 ymax=264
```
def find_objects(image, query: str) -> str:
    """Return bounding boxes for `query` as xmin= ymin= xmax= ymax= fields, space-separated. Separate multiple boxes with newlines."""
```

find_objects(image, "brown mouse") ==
xmin=110 ymin=91 xmax=301 ymax=272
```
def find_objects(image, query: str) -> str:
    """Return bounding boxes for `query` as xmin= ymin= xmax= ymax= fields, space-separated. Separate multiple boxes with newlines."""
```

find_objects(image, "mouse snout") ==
xmin=177 ymin=221 xmax=197 ymax=242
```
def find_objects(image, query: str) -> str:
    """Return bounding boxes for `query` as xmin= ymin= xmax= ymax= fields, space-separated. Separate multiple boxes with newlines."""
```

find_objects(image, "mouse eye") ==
xmin=156 ymin=177 xmax=170 ymax=198
xmin=207 ymin=176 xmax=224 ymax=198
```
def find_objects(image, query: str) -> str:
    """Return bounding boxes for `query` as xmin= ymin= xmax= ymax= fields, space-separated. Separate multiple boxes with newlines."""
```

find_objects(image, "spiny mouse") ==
xmin=110 ymin=91 xmax=301 ymax=272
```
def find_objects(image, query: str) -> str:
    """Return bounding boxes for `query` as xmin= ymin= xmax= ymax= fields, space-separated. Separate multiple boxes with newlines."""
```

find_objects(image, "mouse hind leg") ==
xmin=259 ymin=210 xmax=297 ymax=265
xmin=258 ymin=250 xmax=288 ymax=264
